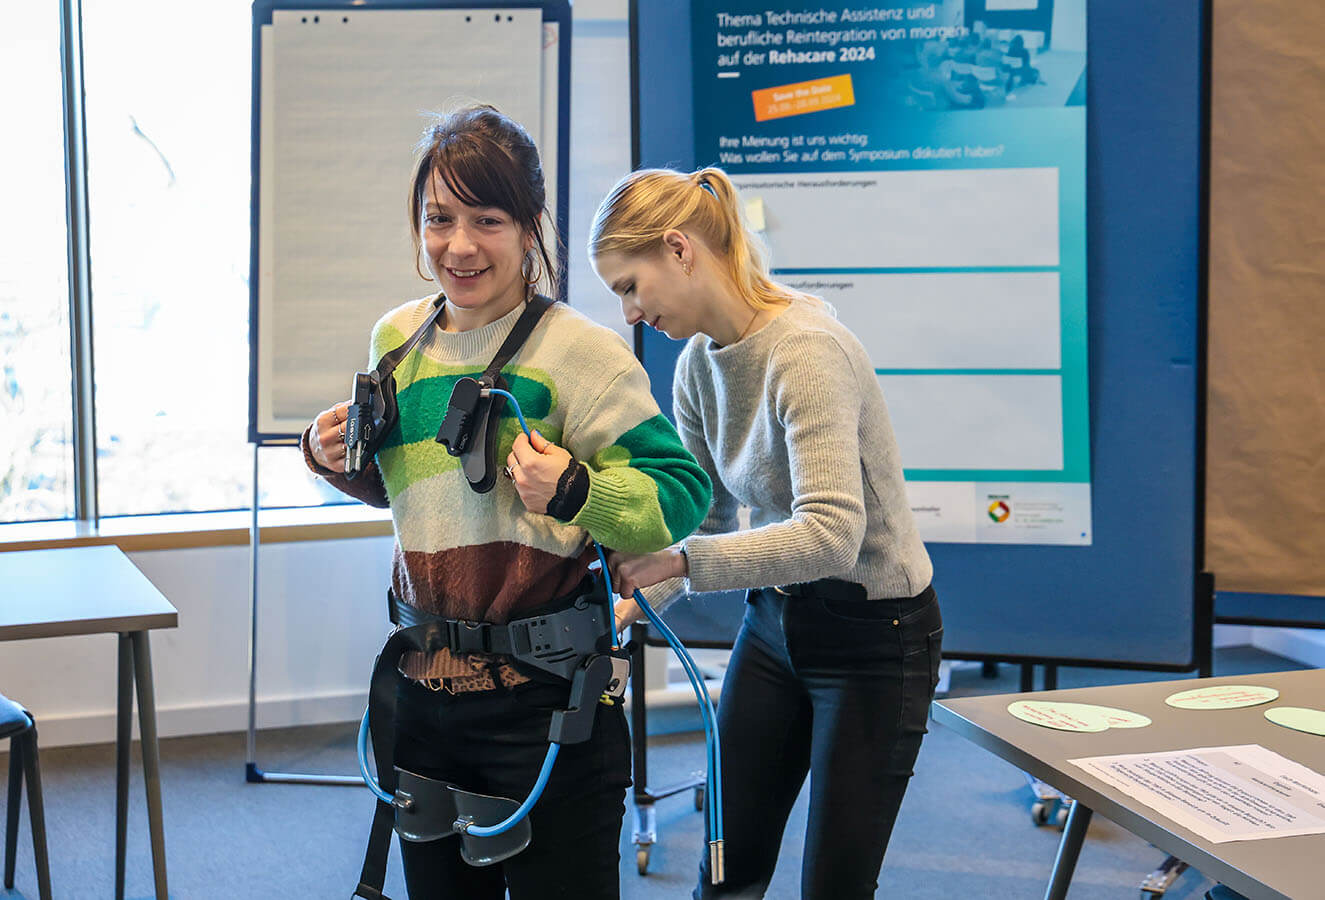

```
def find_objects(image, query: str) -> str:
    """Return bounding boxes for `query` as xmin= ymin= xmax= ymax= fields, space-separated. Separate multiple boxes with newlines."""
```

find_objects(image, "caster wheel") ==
xmin=1055 ymin=804 xmax=1069 ymax=830
xmin=1031 ymin=801 xmax=1050 ymax=825
xmin=694 ymin=785 xmax=706 ymax=811
xmin=636 ymin=848 xmax=650 ymax=875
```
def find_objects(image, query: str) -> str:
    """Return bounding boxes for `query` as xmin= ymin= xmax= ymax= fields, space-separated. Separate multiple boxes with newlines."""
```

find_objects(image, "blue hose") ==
xmin=486 ymin=388 xmax=530 ymax=436
xmin=593 ymin=545 xmax=724 ymax=846
xmin=495 ymin=385 xmax=723 ymax=844
xmin=463 ymin=744 xmax=560 ymax=836
xmin=357 ymin=707 xmax=393 ymax=804
xmin=359 ymin=705 xmax=560 ymax=836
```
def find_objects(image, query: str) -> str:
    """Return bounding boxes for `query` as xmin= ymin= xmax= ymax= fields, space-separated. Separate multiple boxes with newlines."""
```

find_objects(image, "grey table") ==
xmin=2 ymin=545 xmax=178 ymax=900
xmin=934 ymin=669 xmax=1325 ymax=900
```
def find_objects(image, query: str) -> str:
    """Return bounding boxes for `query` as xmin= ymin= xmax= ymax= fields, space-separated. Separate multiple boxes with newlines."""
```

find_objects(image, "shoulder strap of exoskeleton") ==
xmin=480 ymin=294 xmax=554 ymax=387
xmin=374 ymin=293 xmax=448 ymax=380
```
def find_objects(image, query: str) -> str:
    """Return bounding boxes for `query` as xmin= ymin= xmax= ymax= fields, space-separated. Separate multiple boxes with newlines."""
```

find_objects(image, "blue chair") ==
xmin=2 ymin=693 xmax=51 ymax=900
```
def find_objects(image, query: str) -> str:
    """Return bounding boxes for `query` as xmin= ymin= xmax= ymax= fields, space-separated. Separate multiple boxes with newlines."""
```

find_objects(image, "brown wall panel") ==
xmin=1206 ymin=1 xmax=1325 ymax=595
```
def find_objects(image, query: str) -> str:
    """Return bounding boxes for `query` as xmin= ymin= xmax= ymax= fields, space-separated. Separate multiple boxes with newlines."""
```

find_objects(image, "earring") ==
xmin=681 ymin=260 xmax=693 ymax=276
xmin=522 ymin=251 xmax=543 ymax=286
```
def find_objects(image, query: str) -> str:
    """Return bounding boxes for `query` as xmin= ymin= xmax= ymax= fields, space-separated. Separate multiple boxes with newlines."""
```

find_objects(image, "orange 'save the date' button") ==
xmin=751 ymin=74 xmax=855 ymax=122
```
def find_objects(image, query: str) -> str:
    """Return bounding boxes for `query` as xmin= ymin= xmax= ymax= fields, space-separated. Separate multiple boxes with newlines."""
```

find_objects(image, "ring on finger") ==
xmin=502 ymin=465 xmax=515 ymax=480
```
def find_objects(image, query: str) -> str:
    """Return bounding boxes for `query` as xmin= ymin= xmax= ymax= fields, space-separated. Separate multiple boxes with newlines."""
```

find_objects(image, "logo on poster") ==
xmin=987 ymin=499 xmax=1011 ymax=523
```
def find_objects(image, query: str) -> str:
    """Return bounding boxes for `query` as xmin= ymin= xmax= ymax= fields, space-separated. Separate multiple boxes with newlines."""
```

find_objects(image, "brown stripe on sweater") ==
xmin=392 ymin=541 xmax=594 ymax=624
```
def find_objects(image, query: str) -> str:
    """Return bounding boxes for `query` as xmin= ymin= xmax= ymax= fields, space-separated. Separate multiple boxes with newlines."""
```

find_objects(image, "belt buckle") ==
xmin=450 ymin=619 xmax=490 ymax=654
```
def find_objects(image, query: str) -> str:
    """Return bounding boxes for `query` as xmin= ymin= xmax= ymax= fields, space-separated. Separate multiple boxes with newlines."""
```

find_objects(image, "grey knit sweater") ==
xmin=656 ymin=297 xmax=932 ymax=604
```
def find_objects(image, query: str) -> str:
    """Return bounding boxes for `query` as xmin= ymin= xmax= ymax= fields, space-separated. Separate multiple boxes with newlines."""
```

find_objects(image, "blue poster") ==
xmin=692 ymin=0 xmax=1090 ymax=545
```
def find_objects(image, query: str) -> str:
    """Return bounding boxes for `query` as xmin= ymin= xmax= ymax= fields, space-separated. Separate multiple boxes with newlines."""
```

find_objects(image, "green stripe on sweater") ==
xmin=580 ymin=415 xmax=711 ymax=549
xmin=378 ymin=416 xmax=565 ymax=500
xmin=386 ymin=371 xmax=555 ymax=449
xmin=614 ymin=415 xmax=713 ymax=542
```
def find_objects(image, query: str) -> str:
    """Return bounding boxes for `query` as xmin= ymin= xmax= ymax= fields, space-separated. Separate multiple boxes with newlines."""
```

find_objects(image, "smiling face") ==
xmin=422 ymin=168 xmax=533 ymax=328
xmin=593 ymin=247 xmax=702 ymax=341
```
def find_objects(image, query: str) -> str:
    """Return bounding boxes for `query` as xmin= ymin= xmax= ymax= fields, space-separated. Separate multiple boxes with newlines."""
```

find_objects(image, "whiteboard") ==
xmin=250 ymin=3 xmax=569 ymax=439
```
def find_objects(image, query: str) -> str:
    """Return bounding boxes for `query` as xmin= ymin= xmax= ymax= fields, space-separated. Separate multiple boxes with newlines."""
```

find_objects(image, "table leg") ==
xmin=20 ymin=730 xmax=52 ymax=900
xmin=1044 ymin=799 xmax=1092 ymax=900
xmin=131 ymin=630 xmax=169 ymax=900
xmin=116 ymin=634 xmax=133 ymax=900
xmin=5 ymin=739 xmax=20 ymax=889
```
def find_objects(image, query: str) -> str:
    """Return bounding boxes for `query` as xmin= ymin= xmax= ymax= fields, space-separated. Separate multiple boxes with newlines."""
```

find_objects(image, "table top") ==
xmin=934 ymin=669 xmax=1325 ymax=900
xmin=0 ymin=545 xmax=178 ymax=641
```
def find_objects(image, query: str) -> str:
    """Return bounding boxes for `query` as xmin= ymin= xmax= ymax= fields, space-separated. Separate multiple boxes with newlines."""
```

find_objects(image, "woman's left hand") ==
xmin=507 ymin=430 xmax=573 ymax=513
xmin=607 ymin=547 xmax=688 ymax=599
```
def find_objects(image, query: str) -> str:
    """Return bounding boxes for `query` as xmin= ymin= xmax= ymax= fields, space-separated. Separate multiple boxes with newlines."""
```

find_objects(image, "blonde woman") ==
xmin=590 ymin=167 xmax=941 ymax=900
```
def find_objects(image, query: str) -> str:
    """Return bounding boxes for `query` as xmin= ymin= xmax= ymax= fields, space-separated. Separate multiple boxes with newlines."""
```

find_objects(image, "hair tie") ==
xmin=697 ymin=179 xmax=718 ymax=198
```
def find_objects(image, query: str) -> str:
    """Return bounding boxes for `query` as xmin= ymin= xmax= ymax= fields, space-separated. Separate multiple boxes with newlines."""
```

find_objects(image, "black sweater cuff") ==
xmin=546 ymin=458 xmax=590 ymax=522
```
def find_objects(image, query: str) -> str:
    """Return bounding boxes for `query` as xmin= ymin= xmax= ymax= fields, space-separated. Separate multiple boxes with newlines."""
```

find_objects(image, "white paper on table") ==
xmin=1068 ymin=744 xmax=1325 ymax=843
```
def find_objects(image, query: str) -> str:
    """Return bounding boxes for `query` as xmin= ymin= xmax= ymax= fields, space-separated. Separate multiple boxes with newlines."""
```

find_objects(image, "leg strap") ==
xmin=352 ymin=623 xmax=447 ymax=900
xmin=353 ymin=624 xmax=537 ymax=899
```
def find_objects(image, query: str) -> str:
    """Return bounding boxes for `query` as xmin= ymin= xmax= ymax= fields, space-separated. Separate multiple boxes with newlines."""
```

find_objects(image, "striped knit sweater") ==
xmin=303 ymin=295 xmax=711 ymax=680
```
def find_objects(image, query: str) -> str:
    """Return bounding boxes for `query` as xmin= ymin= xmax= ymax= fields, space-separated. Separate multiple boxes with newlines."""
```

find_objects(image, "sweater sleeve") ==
xmin=560 ymin=354 xmax=712 ymax=555
xmin=299 ymin=424 xmax=390 ymax=508
xmin=683 ymin=330 xmax=868 ymax=592
xmin=673 ymin=354 xmax=740 ymax=538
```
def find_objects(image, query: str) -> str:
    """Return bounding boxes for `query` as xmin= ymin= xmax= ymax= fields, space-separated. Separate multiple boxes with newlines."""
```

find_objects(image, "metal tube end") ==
xmin=709 ymin=839 xmax=725 ymax=884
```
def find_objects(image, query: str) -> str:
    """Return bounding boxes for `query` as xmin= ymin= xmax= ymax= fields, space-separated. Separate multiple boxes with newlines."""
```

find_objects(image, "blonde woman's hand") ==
xmin=309 ymin=402 xmax=351 ymax=473
xmin=614 ymin=595 xmax=644 ymax=634
xmin=607 ymin=547 xmax=687 ymax=600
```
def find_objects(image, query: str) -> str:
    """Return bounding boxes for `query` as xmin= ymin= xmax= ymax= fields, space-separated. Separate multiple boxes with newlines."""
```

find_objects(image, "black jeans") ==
xmin=695 ymin=582 xmax=942 ymax=900
xmin=393 ymin=676 xmax=631 ymax=899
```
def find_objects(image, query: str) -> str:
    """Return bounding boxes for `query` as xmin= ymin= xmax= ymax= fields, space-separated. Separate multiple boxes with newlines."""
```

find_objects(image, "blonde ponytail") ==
xmin=590 ymin=166 xmax=817 ymax=311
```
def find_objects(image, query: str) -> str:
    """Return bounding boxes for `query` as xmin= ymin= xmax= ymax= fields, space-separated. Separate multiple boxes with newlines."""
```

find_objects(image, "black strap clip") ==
xmin=446 ymin=619 xmax=492 ymax=654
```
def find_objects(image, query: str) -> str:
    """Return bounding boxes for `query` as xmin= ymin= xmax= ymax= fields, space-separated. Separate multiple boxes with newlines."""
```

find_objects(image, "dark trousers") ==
xmin=393 ymin=677 xmax=631 ymax=899
xmin=696 ymin=583 xmax=942 ymax=900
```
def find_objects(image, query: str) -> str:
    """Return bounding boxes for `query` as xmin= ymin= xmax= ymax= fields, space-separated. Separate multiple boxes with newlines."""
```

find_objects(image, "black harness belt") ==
xmin=387 ymin=589 xmax=618 ymax=684
xmin=352 ymin=586 xmax=628 ymax=900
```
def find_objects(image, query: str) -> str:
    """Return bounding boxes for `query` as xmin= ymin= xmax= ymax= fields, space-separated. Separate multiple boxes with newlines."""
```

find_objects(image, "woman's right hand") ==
xmin=309 ymin=402 xmax=351 ymax=473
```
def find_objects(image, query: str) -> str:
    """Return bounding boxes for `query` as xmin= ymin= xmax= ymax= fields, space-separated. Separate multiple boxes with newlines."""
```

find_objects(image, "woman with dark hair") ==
xmin=590 ymin=167 xmax=940 ymax=900
xmin=303 ymin=105 xmax=711 ymax=899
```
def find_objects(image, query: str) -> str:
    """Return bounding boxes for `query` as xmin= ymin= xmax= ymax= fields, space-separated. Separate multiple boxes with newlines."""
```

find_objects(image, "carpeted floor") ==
xmin=0 ymin=646 xmax=1303 ymax=899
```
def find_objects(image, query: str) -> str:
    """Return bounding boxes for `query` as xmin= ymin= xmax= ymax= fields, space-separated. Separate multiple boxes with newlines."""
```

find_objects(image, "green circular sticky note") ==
xmin=1008 ymin=700 xmax=1109 ymax=732
xmin=1164 ymin=684 xmax=1280 ymax=710
xmin=1265 ymin=706 xmax=1325 ymax=737
xmin=1056 ymin=703 xmax=1152 ymax=729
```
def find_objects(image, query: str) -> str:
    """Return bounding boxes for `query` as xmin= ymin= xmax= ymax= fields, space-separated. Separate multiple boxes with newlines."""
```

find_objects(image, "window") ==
xmin=83 ymin=0 xmax=340 ymax=515
xmin=0 ymin=3 xmax=76 ymax=523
